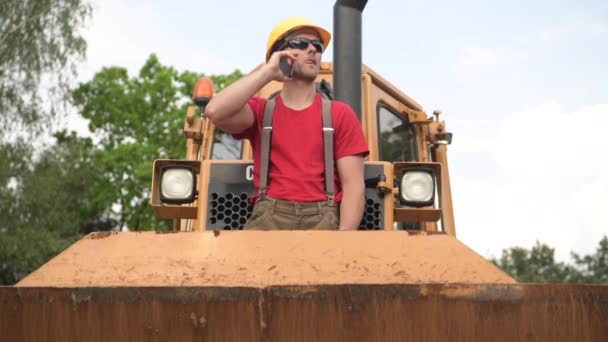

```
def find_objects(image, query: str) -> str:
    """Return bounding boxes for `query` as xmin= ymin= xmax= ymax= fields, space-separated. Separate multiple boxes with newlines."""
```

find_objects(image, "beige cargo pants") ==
xmin=243 ymin=197 xmax=339 ymax=230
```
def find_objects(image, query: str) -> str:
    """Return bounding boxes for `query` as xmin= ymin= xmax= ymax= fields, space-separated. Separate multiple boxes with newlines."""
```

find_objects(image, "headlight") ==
xmin=160 ymin=166 xmax=197 ymax=204
xmin=399 ymin=168 xmax=435 ymax=207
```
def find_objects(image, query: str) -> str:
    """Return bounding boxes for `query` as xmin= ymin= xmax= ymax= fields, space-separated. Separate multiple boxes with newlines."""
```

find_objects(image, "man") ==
xmin=205 ymin=17 xmax=368 ymax=230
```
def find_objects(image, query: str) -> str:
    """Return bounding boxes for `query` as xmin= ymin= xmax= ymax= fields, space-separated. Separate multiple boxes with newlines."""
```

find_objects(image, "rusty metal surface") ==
xmin=1 ymin=284 xmax=607 ymax=342
xmin=17 ymin=231 xmax=515 ymax=287
xmin=394 ymin=207 xmax=442 ymax=222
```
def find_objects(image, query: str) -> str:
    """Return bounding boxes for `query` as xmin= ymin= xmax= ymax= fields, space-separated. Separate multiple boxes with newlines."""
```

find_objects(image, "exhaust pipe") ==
xmin=333 ymin=0 xmax=368 ymax=122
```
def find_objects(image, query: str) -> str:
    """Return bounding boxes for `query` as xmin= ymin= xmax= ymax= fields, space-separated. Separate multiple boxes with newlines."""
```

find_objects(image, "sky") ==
xmin=73 ymin=0 xmax=608 ymax=260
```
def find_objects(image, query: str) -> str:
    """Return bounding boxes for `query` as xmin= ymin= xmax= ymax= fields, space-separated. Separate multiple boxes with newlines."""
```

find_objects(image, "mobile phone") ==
xmin=279 ymin=58 xmax=293 ymax=78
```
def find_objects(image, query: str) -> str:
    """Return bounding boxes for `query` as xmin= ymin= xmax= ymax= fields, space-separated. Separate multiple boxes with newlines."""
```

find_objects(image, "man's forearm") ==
xmin=338 ymin=180 xmax=365 ymax=231
xmin=205 ymin=66 xmax=273 ymax=124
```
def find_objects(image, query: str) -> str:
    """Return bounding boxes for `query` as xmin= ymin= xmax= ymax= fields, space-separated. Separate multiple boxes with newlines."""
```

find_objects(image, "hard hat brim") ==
xmin=266 ymin=24 xmax=331 ymax=61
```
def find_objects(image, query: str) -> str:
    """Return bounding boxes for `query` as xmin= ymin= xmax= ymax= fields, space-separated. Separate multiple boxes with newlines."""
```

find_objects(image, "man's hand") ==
xmin=265 ymin=50 xmax=298 ymax=83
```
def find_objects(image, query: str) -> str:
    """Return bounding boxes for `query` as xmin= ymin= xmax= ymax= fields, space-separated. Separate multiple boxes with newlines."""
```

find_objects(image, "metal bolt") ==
xmin=434 ymin=109 xmax=444 ymax=131
xmin=433 ymin=109 xmax=443 ymax=120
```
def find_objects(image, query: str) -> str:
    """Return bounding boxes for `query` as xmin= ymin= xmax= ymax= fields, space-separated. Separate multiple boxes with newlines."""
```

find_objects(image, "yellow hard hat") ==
xmin=265 ymin=17 xmax=331 ymax=61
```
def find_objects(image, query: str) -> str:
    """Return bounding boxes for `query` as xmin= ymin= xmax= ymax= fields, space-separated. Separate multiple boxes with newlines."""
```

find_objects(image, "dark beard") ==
xmin=292 ymin=62 xmax=318 ymax=82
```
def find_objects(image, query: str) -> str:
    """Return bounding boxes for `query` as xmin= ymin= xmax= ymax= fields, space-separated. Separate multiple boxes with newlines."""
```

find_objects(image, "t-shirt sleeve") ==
xmin=333 ymin=101 xmax=370 ymax=160
xmin=232 ymin=96 xmax=266 ymax=141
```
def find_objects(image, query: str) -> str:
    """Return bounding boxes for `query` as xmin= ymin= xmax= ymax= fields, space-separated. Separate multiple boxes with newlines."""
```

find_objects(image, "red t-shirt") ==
xmin=233 ymin=94 xmax=369 ymax=203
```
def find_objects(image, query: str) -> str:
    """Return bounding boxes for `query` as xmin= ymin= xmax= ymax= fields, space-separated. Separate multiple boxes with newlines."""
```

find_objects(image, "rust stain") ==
xmin=394 ymin=270 xmax=407 ymax=277
xmin=155 ymin=230 xmax=179 ymax=234
xmin=419 ymin=285 xmax=430 ymax=297
xmin=213 ymin=230 xmax=220 ymax=237
xmin=439 ymin=285 xmax=487 ymax=299
xmin=87 ymin=232 xmax=117 ymax=239
xmin=189 ymin=312 xmax=207 ymax=328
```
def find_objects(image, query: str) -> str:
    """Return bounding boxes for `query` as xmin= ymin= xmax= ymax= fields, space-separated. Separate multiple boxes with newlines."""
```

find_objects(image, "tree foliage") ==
xmin=569 ymin=237 xmax=608 ymax=283
xmin=491 ymin=237 xmax=608 ymax=284
xmin=72 ymin=54 xmax=243 ymax=230
xmin=0 ymin=54 xmax=242 ymax=284
xmin=0 ymin=0 xmax=92 ymax=134
xmin=0 ymin=132 xmax=109 ymax=284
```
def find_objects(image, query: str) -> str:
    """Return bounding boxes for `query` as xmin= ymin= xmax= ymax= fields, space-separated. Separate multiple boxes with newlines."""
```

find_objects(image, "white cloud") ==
xmin=78 ymin=0 xmax=238 ymax=82
xmin=459 ymin=47 xmax=501 ymax=66
xmin=540 ymin=16 xmax=608 ymax=42
xmin=453 ymin=46 xmax=531 ymax=85
xmin=453 ymin=102 xmax=608 ymax=261
xmin=66 ymin=0 xmax=244 ymax=139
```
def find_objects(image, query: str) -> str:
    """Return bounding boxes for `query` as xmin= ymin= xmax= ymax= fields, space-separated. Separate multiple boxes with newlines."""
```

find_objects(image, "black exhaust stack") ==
xmin=333 ymin=0 xmax=368 ymax=122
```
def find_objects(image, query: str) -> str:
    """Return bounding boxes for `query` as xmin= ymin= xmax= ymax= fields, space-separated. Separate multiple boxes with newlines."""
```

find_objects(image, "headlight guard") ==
xmin=159 ymin=165 xmax=197 ymax=204
xmin=398 ymin=167 xmax=436 ymax=207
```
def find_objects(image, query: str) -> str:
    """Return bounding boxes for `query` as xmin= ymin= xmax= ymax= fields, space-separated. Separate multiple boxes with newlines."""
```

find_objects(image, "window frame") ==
xmin=210 ymin=128 xmax=244 ymax=160
xmin=376 ymin=103 xmax=419 ymax=162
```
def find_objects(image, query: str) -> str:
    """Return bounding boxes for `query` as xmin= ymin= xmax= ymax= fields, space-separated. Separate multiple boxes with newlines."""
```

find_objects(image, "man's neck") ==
xmin=280 ymin=80 xmax=317 ymax=110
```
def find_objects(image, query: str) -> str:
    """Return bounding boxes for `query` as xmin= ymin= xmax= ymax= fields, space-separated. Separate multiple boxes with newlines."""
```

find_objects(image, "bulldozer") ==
xmin=2 ymin=1 xmax=607 ymax=341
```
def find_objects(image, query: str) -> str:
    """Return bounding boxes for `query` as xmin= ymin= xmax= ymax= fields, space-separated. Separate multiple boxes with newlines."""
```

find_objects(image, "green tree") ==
xmin=491 ymin=237 xmax=608 ymax=284
xmin=0 ymin=56 xmax=242 ymax=284
xmin=72 ymin=54 xmax=242 ymax=230
xmin=0 ymin=132 xmax=109 ymax=284
xmin=0 ymin=0 xmax=92 ymax=134
xmin=491 ymin=241 xmax=574 ymax=283
xmin=0 ymin=141 xmax=31 ymax=234
xmin=570 ymin=236 xmax=608 ymax=283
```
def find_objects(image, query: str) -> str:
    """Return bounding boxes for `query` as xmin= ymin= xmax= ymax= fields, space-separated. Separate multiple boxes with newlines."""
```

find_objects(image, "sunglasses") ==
xmin=279 ymin=38 xmax=324 ymax=54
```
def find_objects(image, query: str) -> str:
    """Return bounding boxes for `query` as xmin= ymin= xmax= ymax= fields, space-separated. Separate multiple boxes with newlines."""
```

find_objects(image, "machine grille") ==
xmin=208 ymin=192 xmax=253 ymax=230
xmin=207 ymin=193 xmax=382 ymax=230
xmin=205 ymin=162 xmax=386 ymax=230
xmin=358 ymin=197 xmax=383 ymax=230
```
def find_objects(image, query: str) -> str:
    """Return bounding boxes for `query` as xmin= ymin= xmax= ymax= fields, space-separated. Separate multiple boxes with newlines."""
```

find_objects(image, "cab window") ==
xmin=377 ymin=105 xmax=418 ymax=162
xmin=211 ymin=129 xmax=243 ymax=160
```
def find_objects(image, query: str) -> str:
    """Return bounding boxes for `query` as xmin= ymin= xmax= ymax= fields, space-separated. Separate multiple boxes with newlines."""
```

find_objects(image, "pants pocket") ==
xmin=243 ymin=201 xmax=271 ymax=229
xmin=311 ymin=208 xmax=339 ymax=230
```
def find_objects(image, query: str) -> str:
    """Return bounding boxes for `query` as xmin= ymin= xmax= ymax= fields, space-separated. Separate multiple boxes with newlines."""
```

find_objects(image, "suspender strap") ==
xmin=259 ymin=99 xmax=275 ymax=200
xmin=259 ymin=98 xmax=334 ymax=203
xmin=321 ymin=99 xmax=335 ymax=204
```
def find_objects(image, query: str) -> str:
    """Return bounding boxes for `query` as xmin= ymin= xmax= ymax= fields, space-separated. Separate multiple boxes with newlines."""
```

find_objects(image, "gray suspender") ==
xmin=259 ymin=99 xmax=276 ymax=200
xmin=258 ymin=98 xmax=334 ymax=203
xmin=321 ymin=99 xmax=334 ymax=204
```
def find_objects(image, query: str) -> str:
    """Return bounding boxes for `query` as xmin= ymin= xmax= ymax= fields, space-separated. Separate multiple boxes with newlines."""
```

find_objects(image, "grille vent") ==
xmin=208 ymin=192 xmax=253 ymax=230
xmin=207 ymin=194 xmax=383 ymax=230
xmin=358 ymin=197 xmax=383 ymax=230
